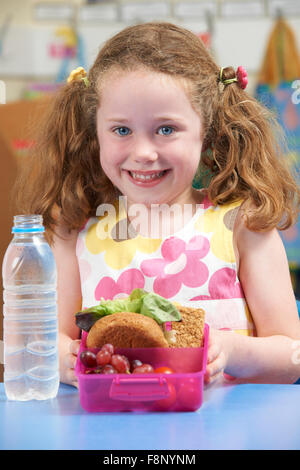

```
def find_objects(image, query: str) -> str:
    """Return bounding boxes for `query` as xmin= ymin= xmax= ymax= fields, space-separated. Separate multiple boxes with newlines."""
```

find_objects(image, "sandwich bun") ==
xmin=85 ymin=304 xmax=206 ymax=349
xmin=86 ymin=311 xmax=169 ymax=349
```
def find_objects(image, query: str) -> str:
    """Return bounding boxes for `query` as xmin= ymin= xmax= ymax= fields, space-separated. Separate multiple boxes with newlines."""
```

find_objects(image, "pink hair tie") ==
xmin=219 ymin=65 xmax=248 ymax=90
xmin=236 ymin=66 xmax=248 ymax=90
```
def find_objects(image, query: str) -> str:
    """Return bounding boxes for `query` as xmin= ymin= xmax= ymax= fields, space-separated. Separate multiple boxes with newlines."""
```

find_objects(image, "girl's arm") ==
xmin=219 ymin=216 xmax=300 ymax=383
xmin=51 ymin=222 xmax=82 ymax=387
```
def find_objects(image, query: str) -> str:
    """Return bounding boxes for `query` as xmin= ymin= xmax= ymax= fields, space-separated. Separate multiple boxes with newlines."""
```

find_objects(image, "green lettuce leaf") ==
xmin=140 ymin=292 xmax=181 ymax=324
xmin=129 ymin=288 xmax=148 ymax=300
xmin=75 ymin=289 xmax=181 ymax=332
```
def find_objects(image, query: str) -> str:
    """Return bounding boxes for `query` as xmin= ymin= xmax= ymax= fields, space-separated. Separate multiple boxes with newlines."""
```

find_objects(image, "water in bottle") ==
xmin=2 ymin=215 xmax=59 ymax=400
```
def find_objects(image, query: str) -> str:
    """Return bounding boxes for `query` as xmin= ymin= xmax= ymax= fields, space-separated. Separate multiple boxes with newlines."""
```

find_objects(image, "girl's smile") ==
xmin=124 ymin=168 xmax=171 ymax=187
xmin=96 ymin=69 xmax=203 ymax=208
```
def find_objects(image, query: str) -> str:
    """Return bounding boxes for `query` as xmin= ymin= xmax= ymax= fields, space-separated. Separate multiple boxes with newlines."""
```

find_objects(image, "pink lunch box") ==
xmin=75 ymin=324 xmax=209 ymax=412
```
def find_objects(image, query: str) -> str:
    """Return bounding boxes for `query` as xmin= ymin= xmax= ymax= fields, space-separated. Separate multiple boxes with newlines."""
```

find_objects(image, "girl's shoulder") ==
xmin=233 ymin=200 xmax=282 ymax=264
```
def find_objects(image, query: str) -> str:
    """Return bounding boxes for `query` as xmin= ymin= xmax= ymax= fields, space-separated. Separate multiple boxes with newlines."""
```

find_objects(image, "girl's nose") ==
xmin=131 ymin=136 xmax=158 ymax=163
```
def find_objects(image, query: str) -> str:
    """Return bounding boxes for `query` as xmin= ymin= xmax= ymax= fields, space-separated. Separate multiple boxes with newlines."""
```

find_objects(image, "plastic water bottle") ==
xmin=2 ymin=215 xmax=59 ymax=401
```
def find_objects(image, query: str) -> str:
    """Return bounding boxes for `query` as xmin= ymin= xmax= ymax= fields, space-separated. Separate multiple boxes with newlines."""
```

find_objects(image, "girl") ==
xmin=15 ymin=22 xmax=300 ymax=387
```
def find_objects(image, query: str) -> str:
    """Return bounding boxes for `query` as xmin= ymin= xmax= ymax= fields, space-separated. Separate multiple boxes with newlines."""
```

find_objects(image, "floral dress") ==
xmin=76 ymin=193 xmax=254 ymax=335
xmin=76 ymin=192 xmax=255 ymax=339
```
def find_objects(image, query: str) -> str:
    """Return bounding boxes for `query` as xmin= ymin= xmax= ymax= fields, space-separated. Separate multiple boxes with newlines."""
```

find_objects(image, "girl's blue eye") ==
xmin=115 ymin=127 xmax=130 ymax=136
xmin=158 ymin=126 xmax=174 ymax=136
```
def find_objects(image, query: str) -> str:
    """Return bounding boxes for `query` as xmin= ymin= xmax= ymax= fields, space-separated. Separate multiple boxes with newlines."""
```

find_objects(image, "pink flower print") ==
xmin=141 ymin=236 xmax=209 ymax=299
xmin=95 ymin=268 xmax=145 ymax=301
xmin=190 ymin=267 xmax=244 ymax=301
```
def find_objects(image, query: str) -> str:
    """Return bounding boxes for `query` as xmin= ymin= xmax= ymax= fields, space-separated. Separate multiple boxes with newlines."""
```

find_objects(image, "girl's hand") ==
xmin=204 ymin=328 xmax=227 ymax=386
xmin=63 ymin=339 xmax=81 ymax=388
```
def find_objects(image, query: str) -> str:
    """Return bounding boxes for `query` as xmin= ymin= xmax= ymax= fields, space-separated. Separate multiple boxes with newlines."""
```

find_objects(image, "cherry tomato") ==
xmin=177 ymin=379 xmax=201 ymax=411
xmin=156 ymin=383 xmax=177 ymax=410
xmin=154 ymin=366 xmax=174 ymax=374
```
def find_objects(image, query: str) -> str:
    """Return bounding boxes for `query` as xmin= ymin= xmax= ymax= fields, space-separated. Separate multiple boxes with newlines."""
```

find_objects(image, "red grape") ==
xmin=132 ymin=364 xmax=154 ymax=374
xmin=96 ymin=349 xmax=111 ymax=366
xmin=101 ymin=364 xmax=117 ymax=374
xmin=121 ymin=355 xmax=130 ymax=371
xmin=131 ymin=359 xmax=143 ymax=372
xmin=80 ymin=350 xmax=97 ymax=368
xmin=111 ymin=354 xmax=130 ymax=373
xmin=101 ymin=343 xmax=115 ymax=355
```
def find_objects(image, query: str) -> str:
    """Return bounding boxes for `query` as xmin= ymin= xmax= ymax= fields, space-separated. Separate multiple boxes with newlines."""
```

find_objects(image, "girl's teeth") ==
xmin=130 ymin=171 xmax=165 ymax=180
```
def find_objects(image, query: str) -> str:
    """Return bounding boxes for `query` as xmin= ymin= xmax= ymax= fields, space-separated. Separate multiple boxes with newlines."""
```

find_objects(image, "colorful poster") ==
xmin=256 ymin=81 xmax=300 ymax=263
xmin=255 ymin=17 xmax=300 ymax=273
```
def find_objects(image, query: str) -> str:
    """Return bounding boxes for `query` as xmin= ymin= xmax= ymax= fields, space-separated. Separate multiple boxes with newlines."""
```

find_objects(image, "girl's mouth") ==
xmin=125 ymin=169 xmax=170 ymax=186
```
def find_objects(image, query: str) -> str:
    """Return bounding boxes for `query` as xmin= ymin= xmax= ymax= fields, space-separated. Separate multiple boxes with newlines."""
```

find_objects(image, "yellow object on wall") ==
xmin=258 ymin=18 xmax=300 ymax=86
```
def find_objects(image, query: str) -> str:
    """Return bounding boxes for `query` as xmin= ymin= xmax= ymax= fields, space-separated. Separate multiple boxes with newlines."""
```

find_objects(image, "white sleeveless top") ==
xmin=76 ymin=193 xmax=255 ymax=338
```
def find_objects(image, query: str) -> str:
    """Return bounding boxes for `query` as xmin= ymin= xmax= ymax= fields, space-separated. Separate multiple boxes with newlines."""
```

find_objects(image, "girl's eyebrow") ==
xmin=107 ymin=117 xmax=129 ymax=123
xmin=153 ymin=115 xmax=185 ymax=122
xmin=106 ymin=115 xmax=185 ymax=123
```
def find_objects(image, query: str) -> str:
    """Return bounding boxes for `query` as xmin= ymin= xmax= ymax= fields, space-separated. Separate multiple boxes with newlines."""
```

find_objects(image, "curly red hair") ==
xmin=14 ymin=22 xmax=300 ymax=242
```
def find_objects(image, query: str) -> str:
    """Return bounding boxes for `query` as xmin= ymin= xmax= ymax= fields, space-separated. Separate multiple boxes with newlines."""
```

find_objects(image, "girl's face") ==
xmin=96 ymin=69 xmax=203 ymax=207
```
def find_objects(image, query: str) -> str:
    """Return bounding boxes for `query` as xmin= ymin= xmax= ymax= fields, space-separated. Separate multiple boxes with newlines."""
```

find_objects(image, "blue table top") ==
xmin=0 ymin=382 xmax=300 ymax=450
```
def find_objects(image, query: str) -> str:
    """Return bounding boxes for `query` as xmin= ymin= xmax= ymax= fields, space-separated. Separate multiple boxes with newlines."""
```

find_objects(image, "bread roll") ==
xmin=86 ymin=311 xmax=169 ymax=348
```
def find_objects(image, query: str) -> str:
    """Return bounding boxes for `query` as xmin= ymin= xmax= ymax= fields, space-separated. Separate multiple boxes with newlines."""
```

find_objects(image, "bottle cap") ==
xmin=12 ymin=214 xmax=45 ymax=233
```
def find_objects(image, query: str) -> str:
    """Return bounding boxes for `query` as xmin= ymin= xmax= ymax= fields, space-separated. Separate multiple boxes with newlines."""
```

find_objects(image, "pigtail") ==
xmin=203 ymin=67 xmax=300 ymax=231
xmin=13 ymin=78 xmax=114 ymax=243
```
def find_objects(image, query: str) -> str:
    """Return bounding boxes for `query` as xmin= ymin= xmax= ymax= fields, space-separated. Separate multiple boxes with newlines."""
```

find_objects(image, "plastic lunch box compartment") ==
xmin=75 ymin=324 xmax=209 ymax=412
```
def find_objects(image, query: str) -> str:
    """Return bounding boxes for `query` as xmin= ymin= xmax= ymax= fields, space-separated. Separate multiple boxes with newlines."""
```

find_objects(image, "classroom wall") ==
xmin=1 ymin=0 xmax=300 ymax=101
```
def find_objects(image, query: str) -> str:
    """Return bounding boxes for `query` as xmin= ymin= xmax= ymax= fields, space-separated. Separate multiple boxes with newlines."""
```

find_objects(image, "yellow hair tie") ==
xmin=219 ymin=67 xmax=238 ymax=86
xmin=67 ymin=66 xmax=89 ymax=87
